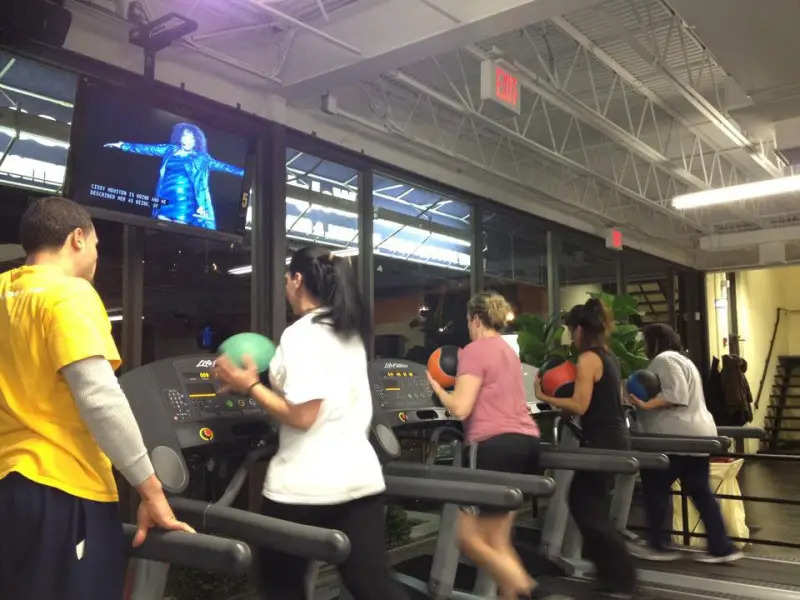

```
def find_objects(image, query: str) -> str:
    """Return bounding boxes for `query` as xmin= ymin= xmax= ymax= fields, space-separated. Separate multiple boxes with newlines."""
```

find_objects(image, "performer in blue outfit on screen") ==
xmin=104 ymin=123 xmax=244 ymax=230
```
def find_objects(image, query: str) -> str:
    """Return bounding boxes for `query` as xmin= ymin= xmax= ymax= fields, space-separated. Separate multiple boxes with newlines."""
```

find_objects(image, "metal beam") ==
xmin=579 ymin=2 xmax=784 ymax=178
xmin=278 ymin=0 xmax=604 ymax=99
xmin=700 ymin=224 xmax=800 ymax=251
xmin=385 ymin=70 xmax=710 ymax=233
xmin=0 ymin=107 xmax=71 ymax=144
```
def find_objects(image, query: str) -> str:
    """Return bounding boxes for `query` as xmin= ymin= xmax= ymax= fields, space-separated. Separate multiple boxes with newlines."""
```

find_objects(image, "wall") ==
xmin=560 ymin=283 xmax=603 ymax=311
xmin=706 ymin=266 xmax=800 ymax=437
xmin=374 ymin=293 xmax=426 ymax=354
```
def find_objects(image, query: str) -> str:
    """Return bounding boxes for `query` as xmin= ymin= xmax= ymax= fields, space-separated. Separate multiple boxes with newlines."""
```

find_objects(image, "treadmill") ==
xmin=367 ymin=357 xmax=668 ymax=599
xmin=616 ymin=419 xmax=800 ymax=600
xmin=120 ymin=355 xmax=544 ymax=600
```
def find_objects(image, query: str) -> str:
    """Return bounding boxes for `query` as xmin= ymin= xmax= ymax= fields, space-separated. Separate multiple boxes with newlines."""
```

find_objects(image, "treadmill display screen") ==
xmin=368 ymin=360 xmax=440 ymax=411
xmin=162 ymin=357 xmax=264 ymax=423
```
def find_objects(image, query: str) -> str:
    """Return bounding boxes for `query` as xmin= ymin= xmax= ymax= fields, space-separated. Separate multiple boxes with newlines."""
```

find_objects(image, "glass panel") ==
xmin=372 ymin=173 xmax=472 ymax=362
xmin=482 ymin=207 xmax=549 ymax=319
xmin=142 ymin=231 xmax=250 ymax=362
xmin=559 ymin=229 xmax=620 ymax=311
xmin=0 ymin=52 xmax=76 ymax=193
xmin=624 ymin=248 xmax=678 ymax=326
xmin=284 ymin=148 xmax=361 ymax=323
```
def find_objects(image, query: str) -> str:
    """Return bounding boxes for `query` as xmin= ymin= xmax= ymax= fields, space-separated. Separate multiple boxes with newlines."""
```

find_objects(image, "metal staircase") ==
xmin=626 ymin=279 xmax=674 ymax=324
xmin=766 ymin=356 xmax=800 ymax=453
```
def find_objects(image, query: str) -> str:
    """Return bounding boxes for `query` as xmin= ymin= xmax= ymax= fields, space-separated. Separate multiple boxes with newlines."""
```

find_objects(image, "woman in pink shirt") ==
xmin=427 ymin=291 xmax=541 ymax=600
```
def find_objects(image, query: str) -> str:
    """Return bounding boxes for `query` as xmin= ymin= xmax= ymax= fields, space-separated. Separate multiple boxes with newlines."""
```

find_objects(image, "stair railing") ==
xmin=755 ymin=308 xmax=800 ymax=410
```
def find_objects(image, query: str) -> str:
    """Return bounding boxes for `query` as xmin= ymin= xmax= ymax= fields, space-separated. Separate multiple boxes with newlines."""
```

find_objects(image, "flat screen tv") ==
xmin=67 ymin=80 xmax=251 ymax=241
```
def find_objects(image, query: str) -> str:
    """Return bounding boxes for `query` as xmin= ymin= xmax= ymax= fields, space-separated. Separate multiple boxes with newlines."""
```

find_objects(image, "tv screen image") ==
xmin=69 ymin=83 xmax=248 ymax=236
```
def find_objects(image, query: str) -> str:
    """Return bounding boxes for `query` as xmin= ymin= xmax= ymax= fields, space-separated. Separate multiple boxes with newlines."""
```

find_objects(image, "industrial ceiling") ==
xmin=5 ymin=0 xmax=800 ymax=271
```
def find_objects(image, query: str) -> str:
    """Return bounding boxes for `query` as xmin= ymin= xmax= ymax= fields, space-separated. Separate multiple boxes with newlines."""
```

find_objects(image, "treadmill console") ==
xmin=120 ymin=355 xmax=276 ymax=493
xmin=368 ymin=358 xmax=450 ymax=427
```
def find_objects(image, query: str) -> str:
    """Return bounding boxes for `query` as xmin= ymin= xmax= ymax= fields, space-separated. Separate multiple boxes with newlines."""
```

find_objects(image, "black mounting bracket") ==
xmin=129 ymin=11 xmax=198 ymax=81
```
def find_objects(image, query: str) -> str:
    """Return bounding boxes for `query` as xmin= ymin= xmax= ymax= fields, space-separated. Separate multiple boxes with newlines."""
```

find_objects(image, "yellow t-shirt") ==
xmin=0 ymin=265 xmax=121 ymax=502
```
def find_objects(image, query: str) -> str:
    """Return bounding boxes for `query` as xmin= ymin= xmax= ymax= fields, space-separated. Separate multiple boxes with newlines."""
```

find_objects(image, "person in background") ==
xmin=427 ymin=291 xmax=541 ymax=600
xmin=0 ymin=196 xmax=194 ymax=600
xmin=628 ymin=323 xmax=743 ymax=564
xmin=213 ymin=246 xmax=409 ymax=600
xmin=534 ymin=298 xmax=639 ymax=599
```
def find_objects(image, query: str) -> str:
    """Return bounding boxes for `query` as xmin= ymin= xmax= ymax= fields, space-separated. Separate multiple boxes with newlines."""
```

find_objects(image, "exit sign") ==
xmin=605 ymin=228 xmax=624 ymax=250
xmin=480 ymin=60 xmax=521 ymax=115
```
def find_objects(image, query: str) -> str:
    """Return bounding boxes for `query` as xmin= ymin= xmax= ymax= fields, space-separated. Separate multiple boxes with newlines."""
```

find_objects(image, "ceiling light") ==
xmin=672 ymin=173 xmax=800 ymax=210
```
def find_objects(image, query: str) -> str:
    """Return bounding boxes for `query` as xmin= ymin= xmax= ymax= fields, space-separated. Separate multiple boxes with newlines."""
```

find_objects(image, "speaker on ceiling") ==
xmin=0 ymin=0 xmax=73 ymax=48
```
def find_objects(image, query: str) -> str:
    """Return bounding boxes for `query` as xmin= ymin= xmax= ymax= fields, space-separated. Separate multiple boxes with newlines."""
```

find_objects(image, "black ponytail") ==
xmin=565 ymin=297 xmax=614 ymax=351
xmin=289 ymin=246 xmax=371 ymax=342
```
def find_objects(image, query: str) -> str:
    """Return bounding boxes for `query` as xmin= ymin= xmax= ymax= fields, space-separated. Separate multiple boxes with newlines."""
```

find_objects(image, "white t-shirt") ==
xmin=636 ymin=351 xmax=717 ymax=440
xmin=263 ymin=311 xmax=386 ymax=505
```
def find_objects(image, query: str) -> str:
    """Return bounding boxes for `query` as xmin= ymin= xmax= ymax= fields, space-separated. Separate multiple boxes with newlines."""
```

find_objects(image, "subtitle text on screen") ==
xmin=89 ymin=184 xmax=163 ymax=209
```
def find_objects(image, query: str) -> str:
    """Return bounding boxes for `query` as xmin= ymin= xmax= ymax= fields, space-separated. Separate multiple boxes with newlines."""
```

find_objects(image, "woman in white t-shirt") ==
xmin=213 ymin=246 xmax=408 ymax=600
xmin=627 ymin=323 xmax=742 ymax=565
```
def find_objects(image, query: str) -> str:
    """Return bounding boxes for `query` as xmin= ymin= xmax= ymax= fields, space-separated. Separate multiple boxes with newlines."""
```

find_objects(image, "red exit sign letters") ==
xmin=480 ymin=60 xmax=521 ymax=114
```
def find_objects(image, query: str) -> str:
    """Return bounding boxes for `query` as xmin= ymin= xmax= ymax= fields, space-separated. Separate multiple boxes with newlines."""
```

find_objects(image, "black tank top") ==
xmin=580 ymin=347 xmax=630 ymax=450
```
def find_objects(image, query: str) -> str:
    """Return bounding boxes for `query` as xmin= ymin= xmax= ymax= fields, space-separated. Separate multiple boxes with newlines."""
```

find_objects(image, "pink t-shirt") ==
xmin=457 ymin=336 xmax=540 ymax=444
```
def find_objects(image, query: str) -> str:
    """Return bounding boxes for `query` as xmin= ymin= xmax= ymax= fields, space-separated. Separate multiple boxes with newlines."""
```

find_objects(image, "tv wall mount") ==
xmin=128 ymin=11 xmax=198 ymax=80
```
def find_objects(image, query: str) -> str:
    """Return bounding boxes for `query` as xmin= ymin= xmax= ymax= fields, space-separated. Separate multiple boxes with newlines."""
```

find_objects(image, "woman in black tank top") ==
xmin=535 ymin=299 xmax=639 ymax=598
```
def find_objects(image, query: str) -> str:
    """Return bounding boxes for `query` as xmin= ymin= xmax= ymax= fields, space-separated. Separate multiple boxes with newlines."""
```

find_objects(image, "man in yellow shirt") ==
xmin=0 ymin=196 xmax=193 ymax=600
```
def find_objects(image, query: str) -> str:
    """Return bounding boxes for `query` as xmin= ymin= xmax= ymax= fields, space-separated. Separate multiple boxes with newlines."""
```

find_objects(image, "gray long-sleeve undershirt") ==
xmin=61 ymin=357 xmax=155 ymax=487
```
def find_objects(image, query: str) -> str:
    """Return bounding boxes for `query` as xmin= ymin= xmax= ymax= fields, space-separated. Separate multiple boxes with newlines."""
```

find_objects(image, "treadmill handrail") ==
xmin=169 ymin=497 xmax=351 ymax=564
xmin=630 ymin=435 xmax=726 ymax=453
xmin=384 ymin=475 xmax=524 ymax=510
xmin=383 ymin=462 xmax=556 ymax=497
xmin=541 ymin=445 xmax=669 ymax=470
xmin=716 ymin=426 xmax=766 ymax=440
xmin=122 ymin=524 xmax=252 ymax=575
xmin=539 ymin=446 xmax=640 ymax=474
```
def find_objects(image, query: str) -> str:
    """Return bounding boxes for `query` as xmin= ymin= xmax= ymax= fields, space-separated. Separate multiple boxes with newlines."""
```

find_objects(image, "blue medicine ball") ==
xmin=627 ymin=369 xmax=661 ymax=401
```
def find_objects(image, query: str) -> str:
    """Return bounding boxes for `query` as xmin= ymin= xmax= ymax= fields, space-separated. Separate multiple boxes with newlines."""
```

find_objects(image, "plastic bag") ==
xmin=671 ymin=459 xmax=749 ymax=549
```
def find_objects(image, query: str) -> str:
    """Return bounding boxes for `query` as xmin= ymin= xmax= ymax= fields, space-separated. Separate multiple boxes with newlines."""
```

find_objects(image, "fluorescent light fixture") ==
xmin=108 ymin=315 xmax=145 ymax=322
xmin=672 ymin=173 xmax=800 ymax=209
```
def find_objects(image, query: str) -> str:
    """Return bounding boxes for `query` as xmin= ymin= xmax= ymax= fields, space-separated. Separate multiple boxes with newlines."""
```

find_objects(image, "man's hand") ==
xmin=132 ymin=494 xmax=196 ymax=547
xmin=132 ymin=474 xmax=195 ymax=547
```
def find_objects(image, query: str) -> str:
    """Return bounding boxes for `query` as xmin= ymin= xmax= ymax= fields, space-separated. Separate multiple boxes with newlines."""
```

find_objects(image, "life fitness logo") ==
xmin=199 ymin=427 xmax=215 ymax=442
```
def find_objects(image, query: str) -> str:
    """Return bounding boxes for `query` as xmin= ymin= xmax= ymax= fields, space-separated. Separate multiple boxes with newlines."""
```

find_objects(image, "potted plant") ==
xmin=514 ymin=292 xmax=649 ymax=440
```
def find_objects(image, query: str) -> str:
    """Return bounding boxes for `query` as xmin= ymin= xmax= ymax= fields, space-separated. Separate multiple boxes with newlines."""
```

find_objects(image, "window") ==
xmin=0 ymin=188 xmax=27 ymax=274
xmin=284 ymin=148 xmax=361 ymax=322
xmin=371 ymin=174 xmax=472 ymax=362
xmin=142 ymin=231 xmax=250 ymax=363
xmin=559 ymin=229 xmax=621 ymax=312
xmin=0 ymin=52 xmax=76 ymax=194
xmin=625 ymin=249 xmax=678 ymax=327
xmin=482 ymin=207 xmax=549 ymax=319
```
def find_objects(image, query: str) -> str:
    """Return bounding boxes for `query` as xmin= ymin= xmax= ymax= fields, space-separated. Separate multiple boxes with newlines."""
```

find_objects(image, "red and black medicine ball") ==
xmin=428 ymin=345 xmax=460 ymax=388
xmin=539 ymin=357 xmax=577 ymax=398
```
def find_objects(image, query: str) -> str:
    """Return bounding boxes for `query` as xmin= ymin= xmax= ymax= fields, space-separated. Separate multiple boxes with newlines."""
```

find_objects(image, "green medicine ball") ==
xmin=218 ymin=332 xmax=276 ymax=373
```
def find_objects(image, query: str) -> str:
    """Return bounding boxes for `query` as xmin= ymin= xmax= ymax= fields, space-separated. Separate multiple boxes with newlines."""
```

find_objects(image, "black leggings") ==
xmin=640 ymin=455 xmax=735 ymax=556
xmin=568 ymin=471 xmax=638 ymax=593
xmin=258 ymin=494 xmax=409 ymax=600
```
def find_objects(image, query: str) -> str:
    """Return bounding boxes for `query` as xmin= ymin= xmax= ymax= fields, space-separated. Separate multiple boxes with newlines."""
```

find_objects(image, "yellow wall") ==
xmin=560 ymin=283 xmax=603 ymax=311
xmin=706 ymin=266 xmax=800 ymax=439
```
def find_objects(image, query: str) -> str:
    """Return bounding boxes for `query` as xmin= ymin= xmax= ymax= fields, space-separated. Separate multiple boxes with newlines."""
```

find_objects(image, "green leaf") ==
xmin=612 ymin=294 xmax=644 ymax=319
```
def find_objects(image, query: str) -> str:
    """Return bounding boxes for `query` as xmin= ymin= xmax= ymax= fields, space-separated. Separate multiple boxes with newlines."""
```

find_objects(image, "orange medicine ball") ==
xmin=539 ymin=358 xmax=577 ymax=398
xmin=428 ymin=345 xmax=461 ymax=388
